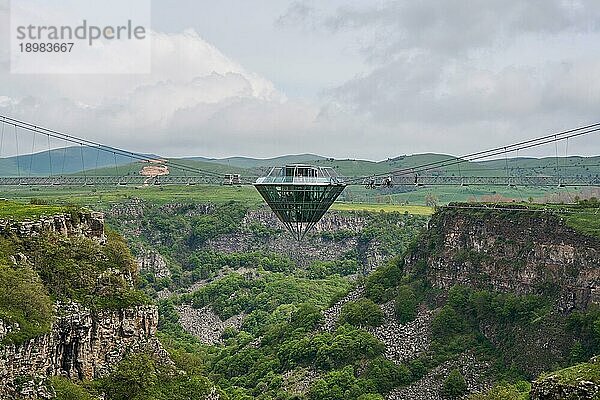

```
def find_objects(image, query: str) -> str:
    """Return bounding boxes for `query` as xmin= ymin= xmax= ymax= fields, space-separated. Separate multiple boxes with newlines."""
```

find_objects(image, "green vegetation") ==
xmin=133 ymin=200 xmax=431 ymax=399
xmin=538 ymin=357 xmax=600 ymax=385
xmin=25 ymin=230 xmax=149 ymax=310
xmin=339 ymin=298 xmax=384 ymax=328
xmin=0 ymin=263 xmax=52 ymax=344
xmin=0 ymin=186 xmax=596 ymax=398
xmin=0 ymin=199 xmax=67 ymax=220
xmin=0 ymin=185 xmax=263 ymax=207
xmin=468 ymin=381 xmax=531 ymax=400
xmin=50 ymin=377 xmax=96 ymax=400
xmin=183 ymin=272 xmax=353 ymax=320
xmin=98 ymin=353 xmax=213 ymax=400
xmin=50 ymin=352 xmax=215 ymax=400
xmin=559 ymin=200 xmax=600 ymax=238
xmin=361 ymin=212 xmax=428 ymax=257
xmin=189 ymin=202 xmax=249 ymax=246
xmin=441 ymin=368 xmax=467 ymax=398
xmin=0 ymin=226 xmax=149 ymax=344
xmin=395 ymin=285 xmax=418 ymax=324
xmin=331 ymin=202 xmax=433 ymax=215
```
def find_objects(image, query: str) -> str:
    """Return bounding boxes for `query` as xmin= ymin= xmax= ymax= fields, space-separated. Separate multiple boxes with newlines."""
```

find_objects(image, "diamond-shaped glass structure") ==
xmin=254 ymin=165 xmax=346 ymax=240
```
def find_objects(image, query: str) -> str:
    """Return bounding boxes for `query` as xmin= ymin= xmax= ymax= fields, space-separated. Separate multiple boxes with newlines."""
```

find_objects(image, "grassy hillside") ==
xmin=0 ymin=146 xmax=155 ymax=177
xmin=0 ymin=185 xmax=264 ymax=208
xmin=3 ymin=146 xmax=599 ymax=182
xmin=0 ymin=200 xmax=68 ymax=220
xmin=71 ymin=158 xmax=248 ymax=178
xmin=188 ymin=153 xmax=325 ymax=169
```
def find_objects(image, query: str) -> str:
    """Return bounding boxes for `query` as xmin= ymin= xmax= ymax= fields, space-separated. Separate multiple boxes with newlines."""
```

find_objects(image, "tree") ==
xmin=441 ymin=368 xmax=467 ymax=398
xmin=395 ymin=285 xmax=418 ymax=324
xmin=0 ymin=264 xmax=53 ymax=343
xmin=431 ymin=305 xmax=468 ymax=339
xmin=339 ymin=299 xmax=384 ymax=328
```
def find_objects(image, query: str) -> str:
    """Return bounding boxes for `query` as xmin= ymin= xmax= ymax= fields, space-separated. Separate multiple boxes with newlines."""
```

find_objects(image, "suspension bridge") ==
xmin=0 ymin=115 xmax=599 ymax=188
xmin=1 ymin=114 xmax=599 ymax=239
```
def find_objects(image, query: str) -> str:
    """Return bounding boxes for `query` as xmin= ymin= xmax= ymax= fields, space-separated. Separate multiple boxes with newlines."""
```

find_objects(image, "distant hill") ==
xmin=72 ymin=158 xmax=248 ymax=178
xmin=186 ymin=154 xmax=326 ymax=169
xmin=0 ymin=146 xmax=156 ymax=177
xmin=1 ymin=146 xmax=598 ymax=179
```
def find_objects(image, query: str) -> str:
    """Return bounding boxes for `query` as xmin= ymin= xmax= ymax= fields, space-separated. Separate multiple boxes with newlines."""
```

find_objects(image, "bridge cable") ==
xmin=29 ymin=130 xmax=36 ymax=178
xmin=344 ymin=124 xmax=600 ymax=184
xmin=80 ymin=143 xmax=86 ymax=182
xmin=0 ymin=120 xmax=4 ymax=159
xmin=14 ymin=125 xmax=21 ymax=179
xmin=60 ymin=138 xmax=68 ymax=177
xmin=0 ymin=115 xmax=223 ymax=179
xmin=47 ymin=134 xmax=53 ymax=178
xmin=349 ymin=126 xmax=600 ymax=185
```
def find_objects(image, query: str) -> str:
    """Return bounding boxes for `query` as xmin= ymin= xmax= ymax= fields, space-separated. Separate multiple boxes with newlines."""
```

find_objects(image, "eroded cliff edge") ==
xmin=0 ymin=211 xmax=162 ymax=400
xmin=405 ymin=205 xmax=599 ymax=311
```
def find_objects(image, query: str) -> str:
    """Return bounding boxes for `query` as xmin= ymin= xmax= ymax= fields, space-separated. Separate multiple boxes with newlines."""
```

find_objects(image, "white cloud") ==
xmin=1 ymin=1 xmax=600 ymax=160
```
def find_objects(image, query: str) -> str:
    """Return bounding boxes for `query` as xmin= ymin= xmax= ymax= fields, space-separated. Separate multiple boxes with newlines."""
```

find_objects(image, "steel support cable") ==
xmin=405 ymin=125 xmax=600 ymax=178
xmin=4 ymin=119 xmax=222 ymax=179
xmin=344 ymin=124 xmax=600 ymax=184
xmin=61 ymin=138 xmax=68 ymax=176
xmin=47 ymin=134 xmax=53 ymax=178
xmin=0 ymin=119 xmax=212 ymax=178
xmin=365 ymin=127 xmax=599 ymax=183
xmin=29 ymin=131 xmax=36 ymax=177
xmin=14 ymin=125 xmax=21 ymax=179
xmin=0 ymin=115 xmax=223 ymax=179
xmin=0 ymin=119 xmax=4 ymax=158
xmin=399 ymin=128 xmax=599 ymax=178
xmin=345 ymin=127 xmax=600 ymax=185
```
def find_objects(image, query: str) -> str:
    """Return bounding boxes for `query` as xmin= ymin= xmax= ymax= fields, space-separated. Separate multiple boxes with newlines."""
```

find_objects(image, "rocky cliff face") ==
xmin=0 ymin=211 xmax=106 ymax=243
xmin=207 ymin=209 xmax=378 ymax=267
xmin=530 ymin=357 xmax=600 ymax=400
xmin=0 ymin=303 xmax=159 ymax=399
xmin=406 ymin=207 xmax=600 ymax=311
xmin=0 ymin=211 xmax=162 ymax=400
xmin=137 ymin=249 xmax=171 ymax=279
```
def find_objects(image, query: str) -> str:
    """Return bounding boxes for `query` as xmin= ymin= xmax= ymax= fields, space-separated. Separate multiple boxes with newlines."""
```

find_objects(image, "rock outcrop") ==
xmin=530 ymin=357 xmax=600 ymax=400
xmin=0 ymin=302 xmax=159 ymax=399
xmin=0 ymin=211 xmax=105 ymax=243
xmin=531 ymin=377 xmax=599 ymax=400
xmin=137 ymin=249 xmax=171 ymax=279
xmin=176 ymin=305 xmax=244 ymax=345
xmin=207 ymin=209 xmax=373 ymax=266
xmin=0 ymin=211 xmax=164 ymax=399
xmin=369 ymin=303 xmax=433 ymax=364
xmin=386 ymin=353 xmax=492 ymax=400
xmin=406 ymin=207 xmax=600 ymax=311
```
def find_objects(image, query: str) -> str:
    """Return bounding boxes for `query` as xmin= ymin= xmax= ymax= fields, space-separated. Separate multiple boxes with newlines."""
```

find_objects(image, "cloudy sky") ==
xmin=1 ymin=0 xmax=599 ymax=160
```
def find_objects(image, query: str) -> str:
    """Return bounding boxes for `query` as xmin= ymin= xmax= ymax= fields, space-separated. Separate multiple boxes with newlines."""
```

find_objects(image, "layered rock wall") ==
xmin=406 ymin=208 xmax=600 ymax=310
xmin=0 ymin=211 xmax=105 ymax=242
xmin=0 ymin=303 xmax=158 ymax=398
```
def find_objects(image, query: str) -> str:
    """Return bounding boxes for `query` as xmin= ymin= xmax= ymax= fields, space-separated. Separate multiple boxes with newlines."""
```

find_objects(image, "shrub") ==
xmin=365 ymin=258 xmax=403 ymax=303
xmin=308 ymin=366 xmax=376 ymax=400
xmin=364 ymin=357 xmax=412 ymax=392
xmin=441 ymin=368 xmax=467 ymax=398
xmin=339 ymin=299 xmax=384 ymax=328
xmin=431 ymin=305 xmax=469 ymax=339
xmin=0 ymin=264 xmax=53 ymax=344
xmin=50 ymin=377 xmax=95 ymax=400
xmin=395 ymin=285 xmax=418 ymax=324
